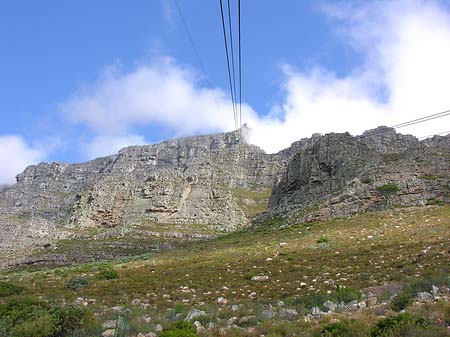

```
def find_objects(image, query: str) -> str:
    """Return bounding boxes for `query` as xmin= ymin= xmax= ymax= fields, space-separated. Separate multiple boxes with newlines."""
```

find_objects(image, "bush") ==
xmin=66 ymin=277 xmax=89 ymax=291
xmin=337 ymin=286 xmax=361 ymax=303
xmin=376 ymin=183 xmax=399 ymax=195
xmin=96 ymin=265 xmax=118 ymax=280
xmin=390 ymin=292 xmax=413 ymax=311
xmin=160 ymin=321 xmax=198 ymax=337
xmin=370 ymin=313 xmax=428 ymax=337
xmin=418 ymin=174 xmax=438 ymax=181
xmin=0 ymin=296 xmax=95 ymax=337
xmin=294 ymin=292 xmax=330 ymax=312
xmin=0 ymin=281 xmax=25 ymax=297
xmin=314 ymin=320 xmax=370 ymax=337
xmin=317 ymin=237 xmax=330 ymax=244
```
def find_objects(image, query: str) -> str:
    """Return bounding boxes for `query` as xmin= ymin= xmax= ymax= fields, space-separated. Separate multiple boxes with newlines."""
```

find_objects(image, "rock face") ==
xmin=267 ymin=127 xmax=450 ymax=223
xmin=1 ymin=126 xmax=449 ymax=262
xmin=0 ymin=128 xmax=287 ymax=258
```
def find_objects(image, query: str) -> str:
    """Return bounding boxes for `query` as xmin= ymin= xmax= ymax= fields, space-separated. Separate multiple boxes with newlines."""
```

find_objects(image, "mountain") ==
xmin=0 ymin=126 xmax=449 ymax=265
xmin=0 ymin=127 xmax=288 ymax=262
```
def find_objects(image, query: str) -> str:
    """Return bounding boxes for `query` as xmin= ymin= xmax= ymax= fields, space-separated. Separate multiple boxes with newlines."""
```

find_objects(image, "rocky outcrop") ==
xmin=0 ymin=128 xmax=288 ymax=257
xmin=1 ymin=126 xmax=449 ymax=262
xmin=266 ymin=127 xmax=450 ymax=223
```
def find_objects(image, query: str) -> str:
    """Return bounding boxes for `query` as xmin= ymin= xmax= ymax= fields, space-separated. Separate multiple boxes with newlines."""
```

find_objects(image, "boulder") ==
xmin=417 ymin=291 xmax=433 ymax=303
xmin=262 ymin=305 xmax=276 ymax=320
xmin=185 ymin=309 xmax=206 ymax=321
xmin=323 ymin=300 xmax=336 ymax=312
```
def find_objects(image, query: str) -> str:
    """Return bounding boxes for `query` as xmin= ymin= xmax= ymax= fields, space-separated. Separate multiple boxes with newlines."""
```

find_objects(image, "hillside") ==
xmin=1 ymin=205 xmax=449 ymax=336
xmin=1 ymin=126 xmax=450 ymax=267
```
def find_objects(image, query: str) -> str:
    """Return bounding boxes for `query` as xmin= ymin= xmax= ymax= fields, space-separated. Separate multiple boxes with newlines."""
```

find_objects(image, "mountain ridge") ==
xmin=1 ymin=126 xmax=449 ymax=265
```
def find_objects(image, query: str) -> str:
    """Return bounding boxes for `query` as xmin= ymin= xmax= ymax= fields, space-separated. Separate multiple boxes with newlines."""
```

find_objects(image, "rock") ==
xmin=279 ymin=308 xmax=298 ymax=320
xmin=267 ymin=127 xmax=450 ymax=226
xmin=185 ymin=309 xmax=206 ymax=321
xmin=251 ymin=275 xmax=269 ymax=281
xmin=230 ymin=304 xmax=240 ymax=311
xmin=323 ymin=300 xmax=337 ymax=312
xmin=239 ymin=316 xmax=256 ymax=325
xmin=111 ymin=306 xmax=124 ymax=312
xmin=142 ymin=315 xmax=152 ymax=323
xmin=227 ymin=317 xmax=238 ymax=326
xmin=347 ymin=300 xmax=359 ymax=311
xmin=145 ymin=333 xmax=156 ymax=337
xmin=207 ymin=322 xmax=217 ymax=329
xmin=102 ymin=320 xmax=119 ymax=330
xmin=131 ymin=299 xmax=141 ymax=305
xmin=193 ymin=321 xmax=204 ymax=332
xmin=217 ymin=296 xmax=227 ymax=305
xmin=311 ymin=306 xmax=322 ymax=316
xmin=74 ymin=297 xmax=84 ymax=305
xmin=417 ymin=291 xmax=433 ymax=303
xmin=101 ymin=329 xmax=116 ymax=337
xmin=277 ymin=300 xmax=285 ymax=307
xmin=304 ymin=314 xmax=314 ymax=322
xmin=367 ymin=296 xmax=378 ymax=307
xmin=432 ymin=285 xmax=439 ymax=297
xmin=358 ymin=301 xmax=366 ymax=309
xmin=155 ymin=324 xmax=163 ymax=332
xmin=262 ymin=305 xmax=276 ymax=320
xmin=0 ymin=127 xmax=288 ymax=260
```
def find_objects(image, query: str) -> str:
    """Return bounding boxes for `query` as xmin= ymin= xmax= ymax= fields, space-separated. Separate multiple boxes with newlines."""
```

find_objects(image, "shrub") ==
xmin=294 ymin=292 xmax=330 ymax=312
xmin=66 ymin=277 xmax=89 ymax=291
xmin=160 ymin=321 xmax=198 ymax=337
xmin=337 ymin=286 xmax=361 ymax=303
xmin=317 ymin=237 xmax=330 ymax=244
xmin=370 ymin=313 xmax=428 ymax=337
xmin=0 ymin=281 xmax=25 ymax=298
xmin=96 ymin=264 xmax=118 ymax=280
xmin=0 ymin=296 xmax=95 ymax=337
xmin=314 ymin=320 xmax=370 ymax=337
xmin=376 ymin=183 xmax=399 ymax=195
xmin=418 ymin=174 xmax=438 ymax=181
xmin=427 ymin=198 xmax=445 ymax=206
xmin=390 ymin=292 xmax=413 ymax=311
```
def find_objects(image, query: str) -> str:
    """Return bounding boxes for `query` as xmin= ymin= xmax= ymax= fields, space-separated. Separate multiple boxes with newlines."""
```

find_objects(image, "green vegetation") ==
xmin=232 ymin=188 xmax=272 ymax=218
xmin=316 ymin=237 xmax=330 ymax=244
xmin=1 ymin=206 xmax=450 ymax=335
xmin=160 ymin=321 xmax=198 ymax=337
xmin=419 ymin=174 xmax=438 ymax=181
xmin=96 ymin=264 xmax=118 ymax=280
xmin=370 ymin=314 xmax=428 ymax=337
xmin=390 ymin=292 xmax=413 ymax=311
xmin=382 ymin=153 xmax=404 ymax=162
xmin=66 ymin=277 xmax=89 ymax=291
xmin=0 ymin=281 xmax=24 ymax=298
xmin=313 ymin=320 xmax=369 ymax=337
xmin=376 ymin=183 xmax=399 ymax=194
xmin=427 ymin=198 xmax=445 ymax=206
xmin=0 ymin=297 xmax=95 ymax=337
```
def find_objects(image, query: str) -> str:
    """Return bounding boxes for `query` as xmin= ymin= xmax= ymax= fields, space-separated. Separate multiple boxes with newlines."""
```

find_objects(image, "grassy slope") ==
xmin=1 ymin=205 xmax=449 ymax=313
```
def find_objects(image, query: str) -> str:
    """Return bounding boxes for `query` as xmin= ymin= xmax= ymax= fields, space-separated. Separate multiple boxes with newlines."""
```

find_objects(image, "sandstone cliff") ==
xmin=0 ymin=128 xmax=287 ymax=258
xmin=1 ymin=126 xmax=449 ymax=263
xmin=267 ymin=127 xmax=450 ymax=224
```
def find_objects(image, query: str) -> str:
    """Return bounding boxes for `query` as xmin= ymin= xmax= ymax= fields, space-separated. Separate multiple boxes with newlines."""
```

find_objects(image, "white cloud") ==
xmin=60 ymin=0 xmax=450 ymax=155
xmin=61 ymin=57 xmax=237 ymax=136
xmin=247 ymin=0 xmax=450 ymax=152
xmin=82 ymin=133 xmax=147 ymax=159
xmin=0 ymin=135 xmax=46 ymax=185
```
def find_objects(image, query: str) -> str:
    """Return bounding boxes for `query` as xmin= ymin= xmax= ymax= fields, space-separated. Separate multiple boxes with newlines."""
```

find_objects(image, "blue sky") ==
xmin=1 ymin=0 xmax=450 ymax=184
